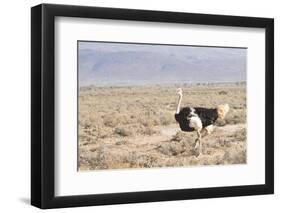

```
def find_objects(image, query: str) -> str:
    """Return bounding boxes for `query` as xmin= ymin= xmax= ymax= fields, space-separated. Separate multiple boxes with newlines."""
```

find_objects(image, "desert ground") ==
xmin=78 ymin=83 xmax=246 ymax=171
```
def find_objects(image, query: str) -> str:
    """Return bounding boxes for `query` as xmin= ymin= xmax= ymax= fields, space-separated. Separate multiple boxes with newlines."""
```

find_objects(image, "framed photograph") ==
xmin=31 ymin=3 xmax=274 ymax=209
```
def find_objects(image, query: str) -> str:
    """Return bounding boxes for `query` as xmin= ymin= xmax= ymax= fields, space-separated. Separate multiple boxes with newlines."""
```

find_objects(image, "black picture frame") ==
xmin=31 ymin=3 xmax=274 ymax=209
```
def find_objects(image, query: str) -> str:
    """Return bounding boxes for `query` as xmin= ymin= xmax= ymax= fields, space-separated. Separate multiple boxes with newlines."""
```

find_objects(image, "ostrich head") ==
xmin=176 ymin=88 xmax=183 ymax=97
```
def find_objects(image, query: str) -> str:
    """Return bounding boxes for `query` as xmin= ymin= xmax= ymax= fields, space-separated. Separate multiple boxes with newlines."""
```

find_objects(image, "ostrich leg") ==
xmin=194 ymin=130 xmax=202 ymax=155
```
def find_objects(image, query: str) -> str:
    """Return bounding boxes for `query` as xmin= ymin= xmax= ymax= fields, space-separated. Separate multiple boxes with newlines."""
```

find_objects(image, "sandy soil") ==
xmin=78 ymin=83 xmax=247 ymax=171
xmin=79 ymin=122 xmax=246 ymax=171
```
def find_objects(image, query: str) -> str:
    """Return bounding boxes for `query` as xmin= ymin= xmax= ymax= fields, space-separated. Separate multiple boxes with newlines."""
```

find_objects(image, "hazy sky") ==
xmin=79 ymin=41 xmax=246 ymax=55
xmin=78 ymin=41 xmax=247 ymax=86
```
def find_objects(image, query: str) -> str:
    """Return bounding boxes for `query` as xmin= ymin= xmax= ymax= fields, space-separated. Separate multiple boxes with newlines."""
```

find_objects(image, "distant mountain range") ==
xmin=78 ymin=43 xmax=247 ymax=86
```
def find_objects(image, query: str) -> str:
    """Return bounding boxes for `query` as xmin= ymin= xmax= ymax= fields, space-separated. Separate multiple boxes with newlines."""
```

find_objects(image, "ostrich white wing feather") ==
xmin=189 ymin=116 xmax=202 ymax=130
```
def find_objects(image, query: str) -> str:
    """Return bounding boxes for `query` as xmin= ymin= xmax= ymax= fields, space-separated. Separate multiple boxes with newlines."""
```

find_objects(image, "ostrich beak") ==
xmin=176 ymin=88 xmax=183 ymax=95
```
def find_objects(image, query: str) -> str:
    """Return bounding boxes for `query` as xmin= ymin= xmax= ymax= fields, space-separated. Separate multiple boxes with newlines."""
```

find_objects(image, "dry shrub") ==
xmin=142 ymin=127 xmax=154 ymax=136
xmin=115 ymin=140 xmax=128 ymax=145
xmin=223 ymin=149 xmax=246 ymax=164
xmin=118 ymin=114 xmax=130 ymax=125
xmin=218 ymin=90 xmax=228 ymax=95
xmin=82 ymin=119 xmax=92 ymax=129
xmin=156 ymin=142 xmax=186 ymax=156
xmin=156 ymin=131 xmax=197 ymax=157
xmin=96 ymin=127 xmax=111 ymax=139
xmin=120 ymin=153 xmax=158 ymax=168
xmin=138 ymin=117 xmax=154 ymax=127
xmin=159 ymin=112 xmax=173 ymax=126
xmin=171 ymin=131 xmax=185 ymax=142
xmin=142 ymin=126 xmax=159 ymax=136
xmin=114 ymin=127 xmax=132 ymax=137
xmin=82 ymin=149 xmax=160 ymax=170
xmin=225 ymin=109 xmax=246 ymax=124
xmin=233 ymin=127 xmax=247 ymax=141
xmin=134 ymin=155 xmax=158 ymax=168
xmin=79 ymin=131 xmax=94 ymax=145
xmin=79 ymin=148 xmax=108 ymax=170
xmin=103 ymin=114 xmax=118 ymax=127
xmin=81 ymin=148 xmax=131 ymax=170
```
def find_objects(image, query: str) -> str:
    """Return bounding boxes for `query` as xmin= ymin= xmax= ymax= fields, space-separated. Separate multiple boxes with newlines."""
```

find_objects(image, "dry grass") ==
xmin=78 ymin=83 xmax=247 ymax=171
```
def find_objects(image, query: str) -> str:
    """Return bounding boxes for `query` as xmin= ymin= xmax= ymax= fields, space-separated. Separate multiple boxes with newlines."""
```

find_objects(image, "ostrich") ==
xmin=174 ymin=88 xmax=229 ymax=154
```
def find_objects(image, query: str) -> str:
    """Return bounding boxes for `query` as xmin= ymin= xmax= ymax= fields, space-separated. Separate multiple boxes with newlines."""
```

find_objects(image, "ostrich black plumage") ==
xmin=174 ymin=88 xmax=229 ymax=154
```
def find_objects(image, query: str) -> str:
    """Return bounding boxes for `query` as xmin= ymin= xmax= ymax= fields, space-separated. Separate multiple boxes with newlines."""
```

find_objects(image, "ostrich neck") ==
xmin=176 ymin=94 xmax=182 ymax=114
